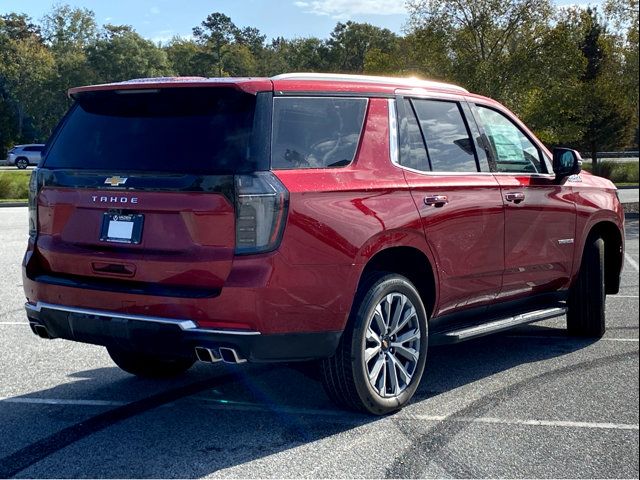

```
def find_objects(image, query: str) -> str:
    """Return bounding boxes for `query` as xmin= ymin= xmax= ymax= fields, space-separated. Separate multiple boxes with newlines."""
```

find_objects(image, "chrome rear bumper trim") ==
xmin=25 ymin=301 xmax=261 ymax=336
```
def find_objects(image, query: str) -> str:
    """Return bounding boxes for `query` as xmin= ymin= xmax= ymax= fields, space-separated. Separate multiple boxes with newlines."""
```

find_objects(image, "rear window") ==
xmin=271 ymin=97 xmax=367 ymax=169
xmin=43 ymin=88 xmax=264 ymax=174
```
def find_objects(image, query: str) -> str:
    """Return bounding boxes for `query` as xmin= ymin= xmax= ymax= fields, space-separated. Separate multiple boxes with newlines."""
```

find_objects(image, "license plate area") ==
xmin=100 ymin=213 xmax=144 ymax=244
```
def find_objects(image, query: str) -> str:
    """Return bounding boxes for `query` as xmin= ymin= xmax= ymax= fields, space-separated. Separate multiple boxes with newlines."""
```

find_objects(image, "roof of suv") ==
xmin=68 ymin=73 xmax=469 ymax=97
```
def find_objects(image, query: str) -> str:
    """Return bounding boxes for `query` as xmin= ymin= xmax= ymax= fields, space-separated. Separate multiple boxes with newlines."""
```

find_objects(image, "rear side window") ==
xmin=398 ymin=99 xmax=430 ymax=171
xmin=24 ymin=146 xmax=43 ymax=152
xmin=411 ymin=99 xmax=478 ymax=173
xmin=271 ymin=97 xmax=367 ymax=169
xmin=43 ymin=88 xmax=263 ymax=174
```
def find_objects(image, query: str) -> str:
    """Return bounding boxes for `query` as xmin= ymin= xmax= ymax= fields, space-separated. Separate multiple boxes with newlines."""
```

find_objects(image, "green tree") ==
xmin=328 ymin=21 xmax=399 ymax=73
xmin=87 ymin=24 xmax=173 ymax=82
xmin=165 ymin=37 xmax=216 ymax=76
xmin=193 ymin=13 xmax=239 ymax=76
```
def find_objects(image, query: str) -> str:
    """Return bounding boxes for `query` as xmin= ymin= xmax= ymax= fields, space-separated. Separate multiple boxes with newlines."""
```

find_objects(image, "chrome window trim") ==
xmin=388 ymin=98 xmax=400 ymax=166
xmin=26 ymin=302 xmax=261 ymax=336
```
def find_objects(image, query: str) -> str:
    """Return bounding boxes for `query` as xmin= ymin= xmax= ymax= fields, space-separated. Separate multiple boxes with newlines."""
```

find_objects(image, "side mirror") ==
xmin=553 ymin=148 xmax=582 ymax=181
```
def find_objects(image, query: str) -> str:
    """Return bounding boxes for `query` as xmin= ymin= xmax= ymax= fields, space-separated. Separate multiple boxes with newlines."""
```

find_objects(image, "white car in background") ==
xmin=7 ymin=144 xmax=45 ymax=169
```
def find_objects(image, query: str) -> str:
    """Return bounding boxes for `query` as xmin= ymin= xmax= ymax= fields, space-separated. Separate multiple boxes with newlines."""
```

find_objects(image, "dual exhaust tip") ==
xmin=195 ymin=346 xmax=246 ymax=364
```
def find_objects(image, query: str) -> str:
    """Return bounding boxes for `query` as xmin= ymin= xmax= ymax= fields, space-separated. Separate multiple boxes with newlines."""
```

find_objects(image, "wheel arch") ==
xmin=357 ymin=246 xmax=437 ymax=318
xmin=583 ymin=220 xmax=624 ymax=295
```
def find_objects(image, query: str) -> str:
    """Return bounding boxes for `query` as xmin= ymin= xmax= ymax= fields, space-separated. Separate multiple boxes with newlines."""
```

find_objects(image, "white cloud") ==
xmin=151 ymin=29 xmax=174 ymax=43
xmin=294 ymin=0 xmax=407 ymax=19
xmin=150 ymin=6 xmax=160 ymax=15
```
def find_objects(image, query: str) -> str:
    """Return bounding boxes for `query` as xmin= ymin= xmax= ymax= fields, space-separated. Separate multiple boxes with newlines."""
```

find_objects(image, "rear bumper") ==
xmin=25 ymin=302 xmax=341 ymax=362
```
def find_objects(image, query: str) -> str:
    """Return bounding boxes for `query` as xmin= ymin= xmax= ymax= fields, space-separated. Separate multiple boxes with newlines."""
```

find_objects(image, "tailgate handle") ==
xmin=91 ymin=262 xmax=136 ymax=277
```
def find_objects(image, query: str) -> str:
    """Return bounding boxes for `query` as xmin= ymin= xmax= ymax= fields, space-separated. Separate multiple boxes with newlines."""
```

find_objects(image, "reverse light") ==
xmin=234 ymin=172 xmax=289 ymax=255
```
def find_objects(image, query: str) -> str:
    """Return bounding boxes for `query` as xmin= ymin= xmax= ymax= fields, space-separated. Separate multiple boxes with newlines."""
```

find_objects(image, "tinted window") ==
xmin=24 ymin=146 xmax=43 ymax=152
xmin=271 ymin=97 xmax=367 ymax=169
xmin=44 ymin=88 xmax=261 ymax=174
xmin=475 ymin=106 xmax=542 ymax=173
xmin=412 ymin=99 xmax=477 ymax=173
xmin=398 ymin=99 xmax=429 ymax=171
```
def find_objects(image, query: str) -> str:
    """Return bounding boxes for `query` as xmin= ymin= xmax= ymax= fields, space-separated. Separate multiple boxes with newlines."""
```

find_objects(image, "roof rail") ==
xmin=271 ymin=72 xmax=469 ymax=93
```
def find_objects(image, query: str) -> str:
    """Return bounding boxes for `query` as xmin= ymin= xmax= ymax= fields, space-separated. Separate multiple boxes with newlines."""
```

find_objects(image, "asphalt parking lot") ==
xmin=0 ymin=207 xmax=637 ymax=479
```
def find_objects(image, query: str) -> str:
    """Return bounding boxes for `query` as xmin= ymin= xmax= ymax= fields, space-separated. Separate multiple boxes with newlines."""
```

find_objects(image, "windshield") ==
xmin=43 ymin=88 xmax=265 ymax=174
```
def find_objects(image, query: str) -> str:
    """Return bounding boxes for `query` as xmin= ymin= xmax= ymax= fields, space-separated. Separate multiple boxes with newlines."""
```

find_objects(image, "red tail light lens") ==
xmin=28 ymin=169 xmax=41 ymax=239
xmin=234 ymin=172 xmax=288 ymax=255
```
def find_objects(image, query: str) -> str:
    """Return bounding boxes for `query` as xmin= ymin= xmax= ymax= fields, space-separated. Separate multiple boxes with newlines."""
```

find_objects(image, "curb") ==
xmin=0 ymin=202 xmax=27 ymax=208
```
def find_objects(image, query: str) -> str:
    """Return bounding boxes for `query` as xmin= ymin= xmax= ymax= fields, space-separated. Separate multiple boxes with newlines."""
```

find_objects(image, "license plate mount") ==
xmin=100 ymin=213 xmax=144 ymax=244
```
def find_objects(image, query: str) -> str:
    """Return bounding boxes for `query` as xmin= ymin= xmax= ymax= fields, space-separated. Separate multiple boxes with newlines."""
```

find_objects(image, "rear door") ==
xmin=33 ymin=87 xmax=269 ymax=297
xmin=395 ymin=96 xmax=505 ymax=318
xmin=470 ymin=102 xmax=577 ymax=300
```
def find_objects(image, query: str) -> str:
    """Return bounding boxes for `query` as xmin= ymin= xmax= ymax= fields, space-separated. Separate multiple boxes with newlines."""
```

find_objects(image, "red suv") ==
xmin=23 ymin=73 xmax=624 ymax=414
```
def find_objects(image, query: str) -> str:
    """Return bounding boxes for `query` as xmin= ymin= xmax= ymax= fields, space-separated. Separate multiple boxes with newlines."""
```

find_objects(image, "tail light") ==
xmin=28 ymin=169 xmax=41 ymax=239
xmin=234 ymin=172 xmax=289 ymax=255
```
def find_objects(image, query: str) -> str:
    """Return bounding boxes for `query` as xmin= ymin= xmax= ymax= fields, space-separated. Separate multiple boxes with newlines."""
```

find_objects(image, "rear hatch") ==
xmin=29 ymin=84 xmax=276 ymax=298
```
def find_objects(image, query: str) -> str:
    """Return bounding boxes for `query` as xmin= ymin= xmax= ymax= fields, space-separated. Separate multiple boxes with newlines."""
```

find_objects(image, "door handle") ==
xmin=424 ymin=195 xmax=449 ymax=207
xmin=505 ymin=192 xmax=525 ymax=204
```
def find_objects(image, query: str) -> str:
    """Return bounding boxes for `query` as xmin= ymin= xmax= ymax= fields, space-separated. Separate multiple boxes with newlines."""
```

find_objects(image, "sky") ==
xmin=0 ymin=0 xmax=604 ymax=44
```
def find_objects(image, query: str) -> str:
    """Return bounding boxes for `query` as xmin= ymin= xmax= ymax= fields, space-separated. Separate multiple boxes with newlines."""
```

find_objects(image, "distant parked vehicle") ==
xmin=7 ymin=144 xmax=45 ymax=169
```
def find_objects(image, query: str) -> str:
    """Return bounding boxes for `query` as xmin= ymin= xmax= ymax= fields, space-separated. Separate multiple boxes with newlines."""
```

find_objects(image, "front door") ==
xmin=471 ymin=104 xmax=577 ymax=301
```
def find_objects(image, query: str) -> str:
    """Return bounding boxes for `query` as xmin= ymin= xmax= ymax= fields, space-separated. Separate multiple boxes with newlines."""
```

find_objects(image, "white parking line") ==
xmin=505 ymin=335 xmax=638 ymax=342
xmin=609 ymin=295 xmax=639 ymax=299
xmin=625 ymin=252 xmax=639 ymax=272
xmin=3 ymin=395 xmax=638 ymax=431
xmin=199 ymin=400 xmax=639 ymax=431
xmin=405 ymin=414 xmax=640 ymax=431
xmin=0 ymin=397 xmax=126 ymax=406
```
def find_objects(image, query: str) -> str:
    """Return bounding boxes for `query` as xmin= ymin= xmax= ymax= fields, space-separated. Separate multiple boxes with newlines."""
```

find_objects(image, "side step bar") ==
xmin=432 ymin=307 xmax=567 ymax=345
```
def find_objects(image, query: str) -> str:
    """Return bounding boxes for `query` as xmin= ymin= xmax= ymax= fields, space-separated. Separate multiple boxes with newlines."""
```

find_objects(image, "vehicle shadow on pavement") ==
xmin=0 ymin=323 xmax=598 ymax=478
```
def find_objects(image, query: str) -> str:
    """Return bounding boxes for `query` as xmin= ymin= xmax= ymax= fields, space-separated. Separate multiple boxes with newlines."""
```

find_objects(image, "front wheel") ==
xmin=567 ymin=236 xmax=606 ymax=337
xmin=107 ymin=347 xmax=195 ymax=378
xmin=321 ymin=272 xmax=428 ymax=415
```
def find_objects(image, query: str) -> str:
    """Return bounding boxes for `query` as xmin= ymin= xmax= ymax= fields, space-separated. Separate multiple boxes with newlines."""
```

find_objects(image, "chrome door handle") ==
xmin=505 ymin=192 xmax=525 ymax=204
xmin=424 ymin=195 xmax=448 ymax=207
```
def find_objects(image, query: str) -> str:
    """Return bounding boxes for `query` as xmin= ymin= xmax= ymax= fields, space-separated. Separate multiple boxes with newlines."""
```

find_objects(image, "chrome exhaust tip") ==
xmin=194 ymin=346 xmax=221 ymax=363
xmin=218 ymin=347 xmax=247 ymax=364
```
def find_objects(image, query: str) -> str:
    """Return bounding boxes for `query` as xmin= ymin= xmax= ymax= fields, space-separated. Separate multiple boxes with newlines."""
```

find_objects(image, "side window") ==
xmin=475 ymin=106 xmax=543 ymax=173
xmin=398 ymin=99 xmax=429 ymax=171
xmin=412 ymin=99 xmax=478 ymax=173
xmin=271 ymin=97 xmax=367 ymax=169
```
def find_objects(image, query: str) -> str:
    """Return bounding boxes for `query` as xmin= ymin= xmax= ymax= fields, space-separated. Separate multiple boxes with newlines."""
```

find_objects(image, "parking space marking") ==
xmin=610 ymin=295 xmax=639 ymax=298
xmin=625 ymin=252 xmax=639 ymax=272
xmin=0 ymin=322 xmax=29 ymax=325
xmin=504 ymin=335 xmax=638 ymax=342
xmin=197 ymin=400 xmax=639 ymax=431
xmin=0 ymin=397 xmax=126 ymax=406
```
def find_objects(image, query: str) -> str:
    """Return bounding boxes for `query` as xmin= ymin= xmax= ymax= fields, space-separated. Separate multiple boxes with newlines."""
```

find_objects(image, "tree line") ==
xmin=1 ymin=0 xmax=638 ymax=168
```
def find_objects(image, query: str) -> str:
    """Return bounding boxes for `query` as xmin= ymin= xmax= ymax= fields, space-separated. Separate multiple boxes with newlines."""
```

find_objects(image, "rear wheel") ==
xmin=567 ymin=236 xmax=606 ymax=337
xmin=15 ymin=157 xmax=28 ymax=169
xmin=321 ymin=272 xmax=428 ymax=415
xmin=107 ymin=347 xmax=194 ymax=378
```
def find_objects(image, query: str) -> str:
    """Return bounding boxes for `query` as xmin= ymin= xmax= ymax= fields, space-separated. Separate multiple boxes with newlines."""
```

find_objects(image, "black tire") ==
xmin=567 ymin=236 xmax=606 ymax=337
xmin=107 ymin=347 xmax=195 ymax=378
xmin=321 ymin=272 xmax=428 ymax=415
xmin=15 ymin=158 xmax=28 ymax=169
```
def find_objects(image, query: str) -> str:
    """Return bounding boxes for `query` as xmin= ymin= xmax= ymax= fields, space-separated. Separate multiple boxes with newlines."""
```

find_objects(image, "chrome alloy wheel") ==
xmin=364 ymin=292 xmax=421 ymax=398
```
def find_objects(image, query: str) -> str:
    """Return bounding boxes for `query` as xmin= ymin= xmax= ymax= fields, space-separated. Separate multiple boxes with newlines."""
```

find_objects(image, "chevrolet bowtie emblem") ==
xmin=104 ymin=176 xmax=128 ymax=187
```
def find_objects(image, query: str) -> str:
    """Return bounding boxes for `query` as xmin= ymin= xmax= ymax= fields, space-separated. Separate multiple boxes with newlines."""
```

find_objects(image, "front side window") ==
xmin=475 ymin=106 xmax=543 ymax=173
xmin=271 ymin=97 xmax=367 ymax=169
xmin=412 ymin=99 xmax=478 ymax=173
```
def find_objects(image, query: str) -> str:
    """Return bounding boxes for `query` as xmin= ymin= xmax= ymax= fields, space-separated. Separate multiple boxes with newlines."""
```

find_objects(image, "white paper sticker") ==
xmin=107 ymin=220 xmax=134 ymax=240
